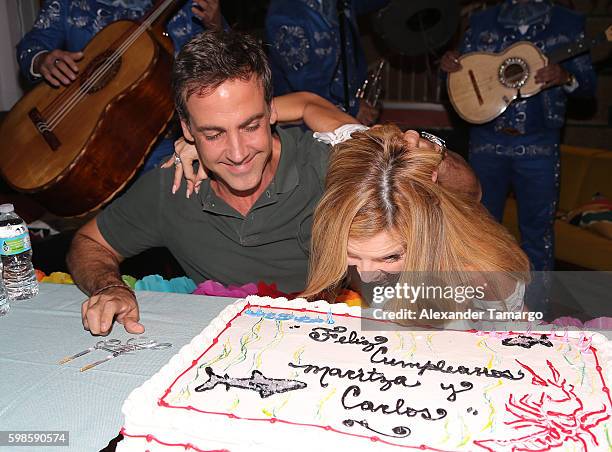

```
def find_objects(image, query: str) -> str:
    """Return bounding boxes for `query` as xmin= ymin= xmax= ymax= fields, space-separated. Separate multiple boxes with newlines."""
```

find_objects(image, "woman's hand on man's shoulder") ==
xmin=160 ymin=138 xmax=206 ymax=198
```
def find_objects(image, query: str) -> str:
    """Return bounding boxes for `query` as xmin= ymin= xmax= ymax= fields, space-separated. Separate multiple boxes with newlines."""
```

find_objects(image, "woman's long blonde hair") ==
xmin=302 ymin=125 xmax=530 ymax=303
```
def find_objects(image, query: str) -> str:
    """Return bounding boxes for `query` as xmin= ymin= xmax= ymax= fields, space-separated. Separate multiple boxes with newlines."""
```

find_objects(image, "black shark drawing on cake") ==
xmin=194 ymin=367 xmax=308 ymax=398
xmin=501 ymin=334 xmax=553 ymax=349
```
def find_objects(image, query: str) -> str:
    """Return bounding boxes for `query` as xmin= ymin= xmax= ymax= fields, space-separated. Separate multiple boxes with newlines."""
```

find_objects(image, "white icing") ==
xmin=118 ymin=296 xmax=612 ymax=451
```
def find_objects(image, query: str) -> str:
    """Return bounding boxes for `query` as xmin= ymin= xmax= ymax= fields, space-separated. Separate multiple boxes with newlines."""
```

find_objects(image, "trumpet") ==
xmin=356 ymin=59 xmax=386 ymax=107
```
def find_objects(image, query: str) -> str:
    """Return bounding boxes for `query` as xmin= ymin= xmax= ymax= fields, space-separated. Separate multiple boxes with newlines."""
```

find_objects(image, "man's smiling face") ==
xmin=181 ymin=75 xmax=277 ymax=196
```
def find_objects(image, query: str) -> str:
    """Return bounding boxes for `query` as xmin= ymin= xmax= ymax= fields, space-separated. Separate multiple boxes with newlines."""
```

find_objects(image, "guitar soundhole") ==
xmin=498 ymin=57 xmax=529 ymax=89
xmin=80 ymin=49 xmax=123 ymax=94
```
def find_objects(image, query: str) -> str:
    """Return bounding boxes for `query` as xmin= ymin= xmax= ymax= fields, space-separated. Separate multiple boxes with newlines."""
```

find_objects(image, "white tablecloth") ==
xmin=0 ymin=283 xmax=236 ymax=451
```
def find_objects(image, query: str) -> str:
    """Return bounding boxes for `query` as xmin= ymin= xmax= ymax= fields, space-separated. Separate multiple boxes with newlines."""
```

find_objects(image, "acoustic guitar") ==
xmin=0 ymin=0 xmax=182 ymax=217
xmin=447 ymin=26 xmax=611 ymax=124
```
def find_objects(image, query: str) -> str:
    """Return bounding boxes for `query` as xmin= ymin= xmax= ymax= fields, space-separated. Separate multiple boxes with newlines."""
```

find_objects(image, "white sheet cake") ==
xmin=118 ymin=296 xmax=612 ymax=451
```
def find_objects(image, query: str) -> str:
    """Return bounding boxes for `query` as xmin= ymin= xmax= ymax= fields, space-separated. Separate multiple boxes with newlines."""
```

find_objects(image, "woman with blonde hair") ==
xmin=302 ymin=125 xmax=530 ymax=322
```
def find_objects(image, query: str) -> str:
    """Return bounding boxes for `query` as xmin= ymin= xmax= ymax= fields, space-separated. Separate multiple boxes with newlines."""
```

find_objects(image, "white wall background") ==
xmin=0 ymin=0 xmax=39 ymax=111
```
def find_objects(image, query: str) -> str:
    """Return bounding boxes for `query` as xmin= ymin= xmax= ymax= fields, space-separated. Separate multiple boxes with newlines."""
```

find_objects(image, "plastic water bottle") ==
xmin=0 ymin=261 xmax=8 ymax=316
xmin=0 ymin=204 xmax=39 ymax=301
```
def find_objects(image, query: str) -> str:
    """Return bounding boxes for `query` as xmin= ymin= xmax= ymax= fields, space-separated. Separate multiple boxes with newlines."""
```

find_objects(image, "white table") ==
xmin=0 ymin=283 xmax=236 ymax=452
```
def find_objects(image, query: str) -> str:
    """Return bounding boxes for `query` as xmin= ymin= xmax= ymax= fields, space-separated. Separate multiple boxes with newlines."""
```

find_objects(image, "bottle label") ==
xmin=0 ymin=233 xmax=32 ymax=256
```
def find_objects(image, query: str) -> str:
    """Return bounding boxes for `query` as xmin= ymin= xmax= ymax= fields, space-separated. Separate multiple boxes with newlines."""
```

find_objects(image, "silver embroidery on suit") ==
xmin=33 ymin=1 xmax=62 ymax=29
xmin=275 ymin=25 xmax=310 ymax=71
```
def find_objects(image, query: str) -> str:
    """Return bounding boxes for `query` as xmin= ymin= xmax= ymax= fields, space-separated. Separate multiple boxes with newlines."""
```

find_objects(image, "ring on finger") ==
xmin=174 ymin=154 xmax=181 ymax=165
xmin=419 ymin=131 xmax=448 ymax=158
xmin=54 ymin=58 xmax=61 ymax=65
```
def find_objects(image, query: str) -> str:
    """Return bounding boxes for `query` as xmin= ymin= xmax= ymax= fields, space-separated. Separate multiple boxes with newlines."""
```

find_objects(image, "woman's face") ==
xmin=346 ymin=230 xmax=406 ymax=282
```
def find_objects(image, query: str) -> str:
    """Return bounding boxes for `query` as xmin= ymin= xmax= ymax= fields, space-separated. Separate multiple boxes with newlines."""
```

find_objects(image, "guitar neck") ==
xmin=141 ymin=0 xmax=182 ymax=28
xmin=547 ymin=28 xmax=610 ymax=64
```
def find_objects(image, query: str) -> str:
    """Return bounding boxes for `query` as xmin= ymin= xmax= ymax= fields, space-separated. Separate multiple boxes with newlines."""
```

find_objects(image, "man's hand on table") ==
xmin=81 ymin=287 xmax=144 ymax=335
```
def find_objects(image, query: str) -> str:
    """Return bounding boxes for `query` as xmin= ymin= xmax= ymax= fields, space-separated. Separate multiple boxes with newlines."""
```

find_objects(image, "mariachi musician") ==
xmin=17 ymin=0 xmax=225 ymax=172
xmin=440 ymin=0 xmax=596 ymax=276
xmin=265 ymin=0 xmax=388 ymax=126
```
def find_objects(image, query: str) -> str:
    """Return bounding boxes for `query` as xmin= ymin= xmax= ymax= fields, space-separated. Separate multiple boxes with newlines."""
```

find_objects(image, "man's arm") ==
xmin=16 ymin=0 xmax=84 ymax=86
xmin=402 ymin=130 xmax=481 ymax=201
xmin=67 ymin=219 xmax=144 ymax=336
xmin=438 ymin=150 xmax=482 ymax=201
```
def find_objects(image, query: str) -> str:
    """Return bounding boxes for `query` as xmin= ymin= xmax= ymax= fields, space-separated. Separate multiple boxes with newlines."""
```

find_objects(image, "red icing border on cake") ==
xmin=120 ymin=428 xmax=229 ymax=452
xmin=123 ymin=303 xmax=612 ymax=451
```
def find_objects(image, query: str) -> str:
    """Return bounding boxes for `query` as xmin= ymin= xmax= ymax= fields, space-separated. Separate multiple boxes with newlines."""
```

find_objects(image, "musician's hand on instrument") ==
xmin=440 ymin=50 xmax=462 ymax=73
xmin=356 ymin=100 xmax=380 ymax=126
xmin=535 ymin=64 xmax=571 ymax=89
xmin=81 ymin=288 xmax=144 ymax=336
xmin=192 ymin=0 xmax=223 ymax=31
xmin=35 ymin=49 xmax=84 ymax=87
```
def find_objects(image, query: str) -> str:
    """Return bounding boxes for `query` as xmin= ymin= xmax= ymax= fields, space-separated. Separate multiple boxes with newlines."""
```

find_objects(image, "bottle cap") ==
xmin=0 ymin=204 xmax=14 ymax=214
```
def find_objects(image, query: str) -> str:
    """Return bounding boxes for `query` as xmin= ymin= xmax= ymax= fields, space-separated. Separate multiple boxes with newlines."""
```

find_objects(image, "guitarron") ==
xmin=0 ymin=0 xmax=181 ymax=216
xmin=447 ymin=26 xmax=611 ymax=124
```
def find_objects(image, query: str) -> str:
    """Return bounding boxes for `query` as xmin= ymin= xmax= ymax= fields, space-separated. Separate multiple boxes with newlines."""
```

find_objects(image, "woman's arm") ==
xmin=274 ymin=91 xmax=358 ymax=131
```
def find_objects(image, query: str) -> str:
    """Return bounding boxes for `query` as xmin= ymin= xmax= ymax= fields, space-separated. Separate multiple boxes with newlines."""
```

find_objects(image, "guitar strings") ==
xmin=46 ymin=2 xmax=170 ymax=130
xmin=46 ymin=0 xmax=175 ymax=128
xmin=45 ymin=20 xmax=154 ymax=129
xmin=46 ymin=25 xmax=147 ymax=129
xmin=45 ymin=0 xmax=175 ymax=131
xmin=44 ymin=0 xmax=177 ymax=115
xmin=43 ymin=24 xmax=142 ymax=123
xmin=41 ymin=21 xmax=136 ymax=117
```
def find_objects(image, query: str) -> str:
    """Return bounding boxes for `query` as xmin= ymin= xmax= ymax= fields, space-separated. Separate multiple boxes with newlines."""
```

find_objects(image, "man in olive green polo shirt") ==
xmin=67 ymin=31 xmax=479 ymax=336
xmin=67 ymin=31 xmax=361 ymax=336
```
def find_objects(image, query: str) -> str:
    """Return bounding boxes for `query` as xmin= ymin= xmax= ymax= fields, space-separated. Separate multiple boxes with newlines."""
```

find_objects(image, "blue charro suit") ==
xmin=460 ymin=0 xmax=596 ymax=272
xmin=17 ymin=0 xmax=215 ymax=171
xmin=265 ymin=0 xmax=388 ymax=117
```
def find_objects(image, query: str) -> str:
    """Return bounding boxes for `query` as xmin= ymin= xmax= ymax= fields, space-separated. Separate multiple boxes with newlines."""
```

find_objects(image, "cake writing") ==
xmin=288 ymin=362 xmax=421 ymax=391
xmin=440 ymin=381 xmax=474 ymax=402
xmin=341 ymin=385 xmax=448 ymax=421
xmin=194 ymin=366 xmax=307 ymax=398
xmin=287 ymin=326 xmax=513 ymax=425
xmin=245 ymin=308 xmax=333 ymax=324
xmin=306 ymin=326 xmax=525 ymax=381
xmin=370 ymin=347 xmax=525 ymax=381
xmin=309 ymin=326 xmax=388 ymax=352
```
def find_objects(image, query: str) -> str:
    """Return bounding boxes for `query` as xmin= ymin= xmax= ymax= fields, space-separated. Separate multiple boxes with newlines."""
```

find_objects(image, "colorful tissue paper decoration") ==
xmin=192 ymin=280 xmax=299 ymax=299
xmin=192 ymin=280 xmax=258 ymax=298
xmin=40 ymin=271 xmax=74 ymax=284
xmin=34 ymin=271 xmax=365 ymax=307
xmin=336 ymin=289 xmax=363 ymax=307
xmin=256 ymin=281 xmax=300 ymax=299
xmin=135 ymin=275 xmax=197 ymax=294
xmin=122 ymin=275 xmax=137 ymax=289
xmin=193 ymin=280 xmax=365 ymax=307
